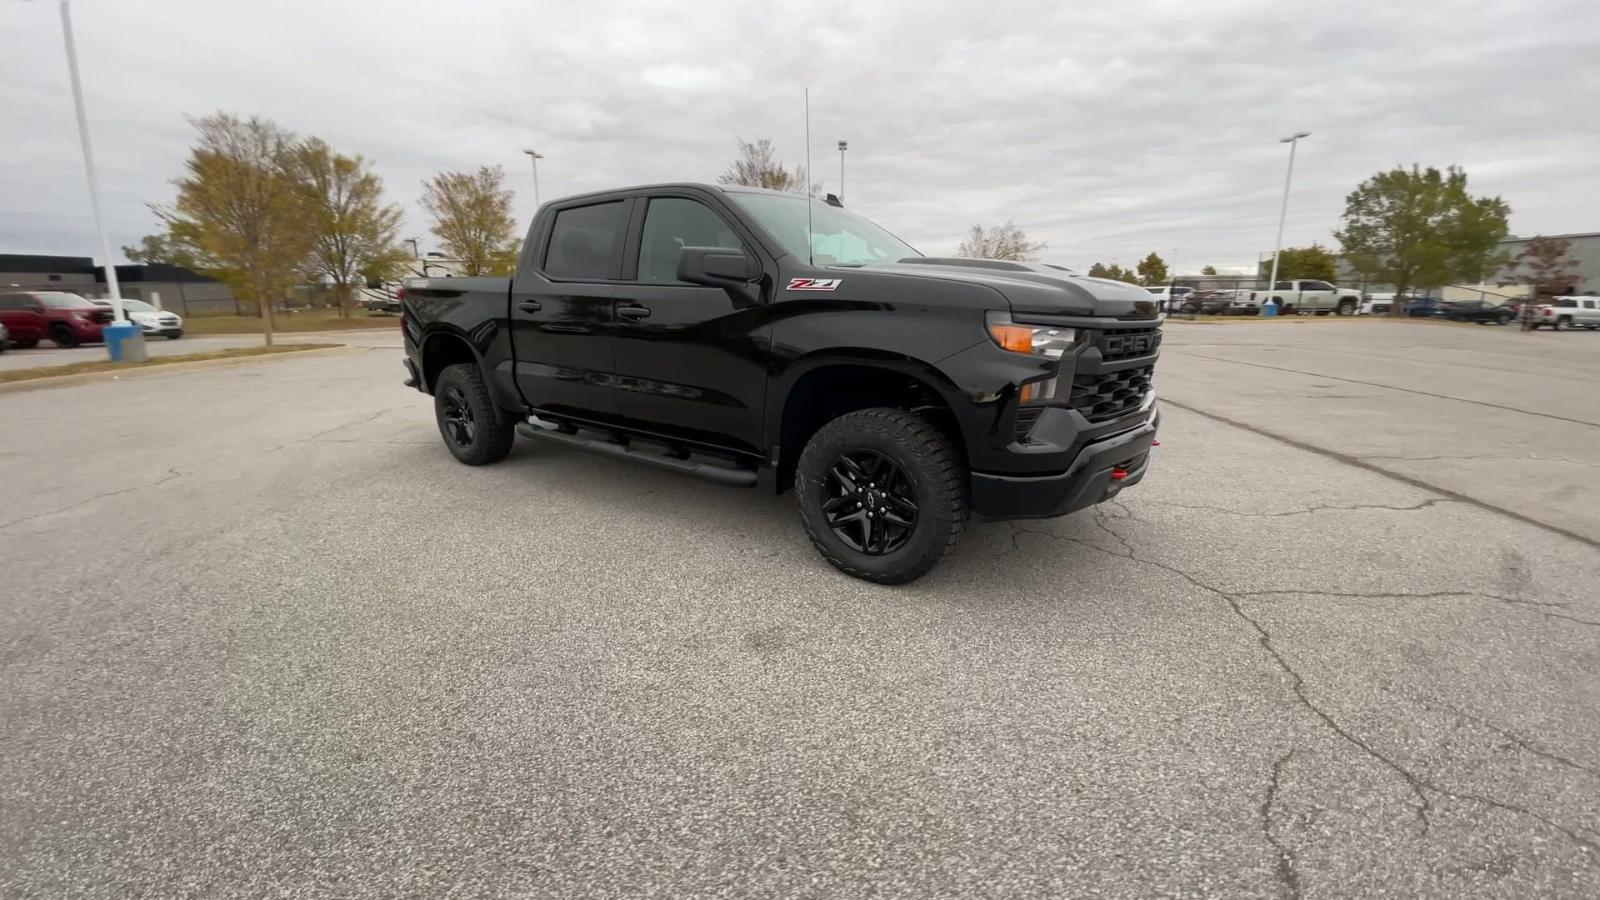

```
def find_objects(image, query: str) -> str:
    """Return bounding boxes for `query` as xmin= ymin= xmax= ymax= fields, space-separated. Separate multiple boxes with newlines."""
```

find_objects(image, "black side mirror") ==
xmin=678 ymin=246 xmax=758 ymax=289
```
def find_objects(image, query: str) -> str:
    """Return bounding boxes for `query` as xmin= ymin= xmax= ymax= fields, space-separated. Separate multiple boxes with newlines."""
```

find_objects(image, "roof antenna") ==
xmin=804 ymin=87 xmax=814 ymax=267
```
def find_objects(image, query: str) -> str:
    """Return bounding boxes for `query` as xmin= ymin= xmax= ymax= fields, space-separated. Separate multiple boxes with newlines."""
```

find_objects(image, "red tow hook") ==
xmin=1152 ymin=439 xmax=1161 ymax=447
xmin=1110 ymin=467 xmax=1129 ymax=482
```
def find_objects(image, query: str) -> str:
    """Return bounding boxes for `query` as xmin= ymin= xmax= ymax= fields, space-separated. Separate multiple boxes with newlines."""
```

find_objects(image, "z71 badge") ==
xmin=787 ymin=278 xmax=842 ymax=292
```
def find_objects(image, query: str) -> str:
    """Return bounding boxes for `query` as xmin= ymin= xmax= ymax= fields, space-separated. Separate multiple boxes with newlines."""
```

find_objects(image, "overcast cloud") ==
xmin=2 ymin=0 xmax=1597 ymax=273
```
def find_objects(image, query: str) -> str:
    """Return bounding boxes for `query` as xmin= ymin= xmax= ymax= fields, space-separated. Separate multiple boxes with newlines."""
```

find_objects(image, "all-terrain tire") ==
xmin=795 ymin=407 xmax=966 ymax=584
xmin=433 ymin=362 xmax=515 ymax=466
xmin=51 ymin=324 xmax=79 ymax=348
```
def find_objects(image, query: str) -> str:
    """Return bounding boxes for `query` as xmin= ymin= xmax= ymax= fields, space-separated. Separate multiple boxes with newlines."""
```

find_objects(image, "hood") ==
xmin=853 ymin=258 xmax=1160 ymax=318
xmin=129 ymin=309 xmax=180 ymax=324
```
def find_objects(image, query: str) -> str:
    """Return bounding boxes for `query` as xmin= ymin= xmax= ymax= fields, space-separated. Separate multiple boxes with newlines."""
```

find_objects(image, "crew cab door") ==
xmin=608 ymin=192 xmax=773 ymax=457
xmin=1300 ymin=280 xmax=1337 ymax=310
xmin=0 ymin=294 xmax=47 ymax=342
xmin=509 ymin=198 xmax=630 ymax=419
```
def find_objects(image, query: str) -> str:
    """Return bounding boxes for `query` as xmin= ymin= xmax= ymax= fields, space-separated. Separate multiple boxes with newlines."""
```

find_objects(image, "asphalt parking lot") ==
xmin=2 ymin=320 xmax=1598 ymax=897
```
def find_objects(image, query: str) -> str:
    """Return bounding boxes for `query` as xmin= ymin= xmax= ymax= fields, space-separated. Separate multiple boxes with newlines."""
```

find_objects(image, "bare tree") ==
xmin=420 ymin=166 xmax=519 ymax=276
xmin=717 ymin=138 xmax=817 ymax=194
xmin=160 ymin=113 xmax=315 ymax=346
xmin=957 ymin=222 xmax=1046 ymax=261
xmin=1511 ymin=235 xmax=1581 ymax=298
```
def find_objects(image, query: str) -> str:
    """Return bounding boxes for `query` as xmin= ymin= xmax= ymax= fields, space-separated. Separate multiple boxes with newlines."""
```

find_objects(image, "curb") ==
xmin=0 ymin=344 xmax=353 ymax=396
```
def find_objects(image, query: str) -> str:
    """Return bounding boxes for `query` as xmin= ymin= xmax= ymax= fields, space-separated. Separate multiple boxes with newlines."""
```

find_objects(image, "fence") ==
xmin=1156 ymin=279 xmax=1378 ymax=318
xmin=0 ymin=281 xmax=374 ymax=318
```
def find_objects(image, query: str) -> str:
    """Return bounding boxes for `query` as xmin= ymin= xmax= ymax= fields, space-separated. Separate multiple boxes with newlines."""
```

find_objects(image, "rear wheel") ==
xmin=50 ymin=324 xmax=79 ymax=348
xmin=796 ymin=408 xmax=965 ymax=584
xmin=433 ymin=363 xmax=514 ymax=466
xmin=1555 ymin=316 xmax=1572 ymax=331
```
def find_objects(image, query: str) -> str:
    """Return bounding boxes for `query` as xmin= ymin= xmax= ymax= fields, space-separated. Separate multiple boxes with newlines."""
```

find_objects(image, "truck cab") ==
xmin=1251 ymin=280 xmax=1361 ymax=316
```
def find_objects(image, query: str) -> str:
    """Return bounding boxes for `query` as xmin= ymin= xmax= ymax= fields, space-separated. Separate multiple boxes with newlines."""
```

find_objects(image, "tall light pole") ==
xmin=58 ymin=0 xmax=125 ymax=327
xmin=1264 ymin=131 xmax=1310 ymax=303
xmin=837 ymin=140 xmax=847 ymax=202
xmin=521 ymin=149 xmax=543 ymax=208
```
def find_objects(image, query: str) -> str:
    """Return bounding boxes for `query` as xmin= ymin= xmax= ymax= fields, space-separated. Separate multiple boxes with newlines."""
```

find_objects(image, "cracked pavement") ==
xmin=3 ymin=324 xmax=1599 ymax=897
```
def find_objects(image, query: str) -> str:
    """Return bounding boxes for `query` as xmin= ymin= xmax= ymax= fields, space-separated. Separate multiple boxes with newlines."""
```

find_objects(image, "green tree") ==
xmin=121 ymin=232 xmax=204 ymax=270
xmin=420 ymin=166 xmax=519 ymax=277
xmin=1088 ymin=262 xmax=1138 ymax=283
xmin=1201 ymin=264 xmax=1217 ymax=276
xmin=296 ymin=138 xmax=407 ymax=317
xmin=957 ymin=222 xmax=1046 ymax=261
xmin=1260 ymin=243 xmax=1340 ymax=282
xmin=1087 ymin=262 xmax=1110 ymax=278
xmin=1334 ymin=165 xmax=1510 ymax=312
xmin=717 ymin=138 xmax=817 ymax=194
xmin=1510 ymin=235 xmax=1580 ymax=299
xmin=1135 ymin=252 xmax=1168 ymax=286
xmin=159 ymin=112 xmax=315 ymax=346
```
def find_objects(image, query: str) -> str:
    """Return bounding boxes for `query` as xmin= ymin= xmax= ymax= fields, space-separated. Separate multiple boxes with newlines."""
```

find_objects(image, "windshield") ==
xmin=726 ymin=191 xmax=920 ymax=266
xmin=119 ymin=299 xmax=157 ymax=313
xmin=36 ymin=292 xmax=98 ymax=309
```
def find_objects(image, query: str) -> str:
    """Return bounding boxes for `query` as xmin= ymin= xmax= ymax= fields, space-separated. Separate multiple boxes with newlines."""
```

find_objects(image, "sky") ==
xmin=2 ymin=0 xmax=1597 ymax=275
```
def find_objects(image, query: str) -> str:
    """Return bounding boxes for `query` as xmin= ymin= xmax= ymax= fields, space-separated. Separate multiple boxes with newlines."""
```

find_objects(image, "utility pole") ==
xmin=522 ymin=149 xmax=543 ymax=208
xmin=837 ymin=140 xmax=847 ymax=202
xmin=1265 ymin=132 xmax=1311 ymax=306
xmin=58 ymin=1 xmax=125 ymax=332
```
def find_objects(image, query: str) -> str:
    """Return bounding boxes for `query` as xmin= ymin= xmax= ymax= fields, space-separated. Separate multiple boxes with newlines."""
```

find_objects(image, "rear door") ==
xmin=509 ymin=198 xmax=631 ymax=419
xmin=1301 ymin=280 xmax=1337 ymax=310
xmin=608 ymin=191 xmax=773 ymax=457
xmin=1581 ymin=298 xmax=1600 ymax=326
xmin=0 ymin=294 xmax=46 ymax=342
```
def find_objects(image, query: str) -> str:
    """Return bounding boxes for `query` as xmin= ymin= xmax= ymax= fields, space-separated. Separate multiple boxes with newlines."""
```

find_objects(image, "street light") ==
xmin=57 ymin=1 xmax=126 ymax=335
xmin=1264 ymin=131 xmax=1311 ymax=308
xmin=837 ymin=140 xmax=847 ymax=202
xmin=522 ymin=149 xmax=543 ymax=208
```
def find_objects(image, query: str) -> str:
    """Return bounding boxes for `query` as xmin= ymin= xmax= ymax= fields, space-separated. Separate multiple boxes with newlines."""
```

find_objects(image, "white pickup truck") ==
xmin=1250 ymin=280 xmax=1363 ymax=316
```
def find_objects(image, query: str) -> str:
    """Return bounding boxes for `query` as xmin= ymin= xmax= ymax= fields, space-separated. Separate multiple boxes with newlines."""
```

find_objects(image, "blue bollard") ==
xmin=103 ymin=322 xmax=147 ymax=362
xmin=1261 ymin=300 xmax=1279 ymax=317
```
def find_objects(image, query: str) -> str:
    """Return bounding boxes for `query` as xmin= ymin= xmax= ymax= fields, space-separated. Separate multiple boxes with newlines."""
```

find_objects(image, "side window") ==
xmin=1555 ymin=298 xmax=1577 ymax=308
xmin=638 ymin=198 xmax=743 ymax=284
xmin=1274 ymin=281 xmax=1292 ymax=290
xmin=1583 ymin=300 xmax=1597 ymax=310
xmin=544 ymin=201 xmax=627 ymax=280
xmin=1305 ymin=281 xmax=1335 ymax=292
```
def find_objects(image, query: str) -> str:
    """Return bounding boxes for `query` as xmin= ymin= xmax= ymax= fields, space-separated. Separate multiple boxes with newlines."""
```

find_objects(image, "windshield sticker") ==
xmin=788 ymin=278 xmax=842 ymax=292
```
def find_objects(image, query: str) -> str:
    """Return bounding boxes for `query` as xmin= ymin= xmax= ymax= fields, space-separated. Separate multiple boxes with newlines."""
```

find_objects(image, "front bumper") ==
xmin=969 ymin=407 xmax=1159 ymax=519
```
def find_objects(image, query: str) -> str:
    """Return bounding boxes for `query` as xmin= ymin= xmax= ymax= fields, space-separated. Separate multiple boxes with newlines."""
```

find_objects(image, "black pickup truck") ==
xmin=402 ymin=184 xmax=1161 ymax=583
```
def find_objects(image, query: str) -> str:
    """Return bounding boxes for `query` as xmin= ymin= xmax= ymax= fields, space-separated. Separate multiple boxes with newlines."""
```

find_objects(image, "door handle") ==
xmin=517 ymin=300 xmax=542 ymax=312
xmin=617 ymin=305 xmax=651 ymax=320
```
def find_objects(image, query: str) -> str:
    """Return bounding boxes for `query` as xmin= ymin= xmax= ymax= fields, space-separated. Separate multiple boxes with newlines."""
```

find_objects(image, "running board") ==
xmin=515 ymin=421 xmax=758 ymax=487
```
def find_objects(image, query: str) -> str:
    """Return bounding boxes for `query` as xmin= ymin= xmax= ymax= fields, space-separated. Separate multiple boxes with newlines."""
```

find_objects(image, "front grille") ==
xmin=1070 ymin=365 xmax=1154 ymax=423
xmin=1094 ymin=326 xmax=1161 ymax=362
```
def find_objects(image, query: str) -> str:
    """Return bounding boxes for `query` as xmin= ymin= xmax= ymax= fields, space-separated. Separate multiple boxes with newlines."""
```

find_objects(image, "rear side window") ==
xmin=544 ymin=201 xmax=626 ymax=280
xmin=1584 ymin=300 xmax=1597 ymax=310
xmin=638 ymin=198 xmax=742 ymax=284
xmin=1274 ymin=282 xmax=1292 ymax=290
xmin=1555 ymin=298 xmax=1577 ymax=307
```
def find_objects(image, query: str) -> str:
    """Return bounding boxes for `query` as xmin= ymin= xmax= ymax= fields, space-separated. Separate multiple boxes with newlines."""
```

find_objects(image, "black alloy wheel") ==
xmin=440 ymin=384 xmax=477 ymax=448
xmin=820 ymin=449 xmax=920 ymax=555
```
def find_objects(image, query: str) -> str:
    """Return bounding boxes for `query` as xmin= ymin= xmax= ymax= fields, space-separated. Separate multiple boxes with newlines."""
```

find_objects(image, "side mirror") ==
xmin=678 ymin=246 xmax=758 ymax=289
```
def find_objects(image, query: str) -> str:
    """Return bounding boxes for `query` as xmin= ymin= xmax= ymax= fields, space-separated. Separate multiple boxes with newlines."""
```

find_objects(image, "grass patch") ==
xmin=0 ymin=343 xmax=343 ymax=385
xmin=182 ymin=308 xmax=402 ymax=334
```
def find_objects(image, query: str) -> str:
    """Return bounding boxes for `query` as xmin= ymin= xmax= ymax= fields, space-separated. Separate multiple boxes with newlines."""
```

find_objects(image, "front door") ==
xmin=609 ymin=194 xmax=772 ymax=456
xmin=509 ymin=199 xmax=630 ymax=420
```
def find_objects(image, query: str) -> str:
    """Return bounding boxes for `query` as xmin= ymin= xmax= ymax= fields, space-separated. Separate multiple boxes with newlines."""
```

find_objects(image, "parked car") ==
xmin=1250 ymin=279 xmax=1363 ymax=316
xmin=0 ymin=291 xmax=113 ymax=347
xmin=402 ymin=183 xmax=1163 ymax=584
xmin=1404 ymin=297 xmax=1448 ymax=317
xmin=90 ymin=298 xmax=185 ymax=339
xmin=1440 ymin=300 xmax=1516 ymax=325
xmin=1528 ymin=296 xmax=1600 ymax=330
xmin=1177 ymin=291 xmax=1236 ymax=315
xmin=1144 ymin=285 xmax=1195 ymax=311
xmin=0 ymin=321 xmax=9 ymax=353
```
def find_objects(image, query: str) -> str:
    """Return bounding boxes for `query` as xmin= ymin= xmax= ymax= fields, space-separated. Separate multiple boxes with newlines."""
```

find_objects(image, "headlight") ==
xmin=984 ymin=312 xmax=1077 ymax=359
xmin=985 ymin=312 xmax=1079 ymax=404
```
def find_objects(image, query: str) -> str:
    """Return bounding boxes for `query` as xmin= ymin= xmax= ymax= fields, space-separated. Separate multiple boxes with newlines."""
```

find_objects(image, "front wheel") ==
xmin=1555 ymin=317 xmax=1571 ymax=331
xmin=1336 ymin=300 xmax=1356 ymax=316
xmin=50 ymin=325 xmax=79 ymax=348
xmin=796 ymin=408 xmax=965 ymax=584
xmin=166 ymin=331 xmax=183 ymax=340
xmin=433 ymin=363 xmax=515 ymax=465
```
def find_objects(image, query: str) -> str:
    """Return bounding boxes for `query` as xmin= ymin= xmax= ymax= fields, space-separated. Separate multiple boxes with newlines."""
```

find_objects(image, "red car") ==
xmin=0 ymin=291 xmax=114 ymax=348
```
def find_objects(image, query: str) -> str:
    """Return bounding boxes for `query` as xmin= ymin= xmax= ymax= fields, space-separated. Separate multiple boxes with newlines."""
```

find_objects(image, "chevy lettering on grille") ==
xmin=1101 ymin=332 xmax=1158 ymax=358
